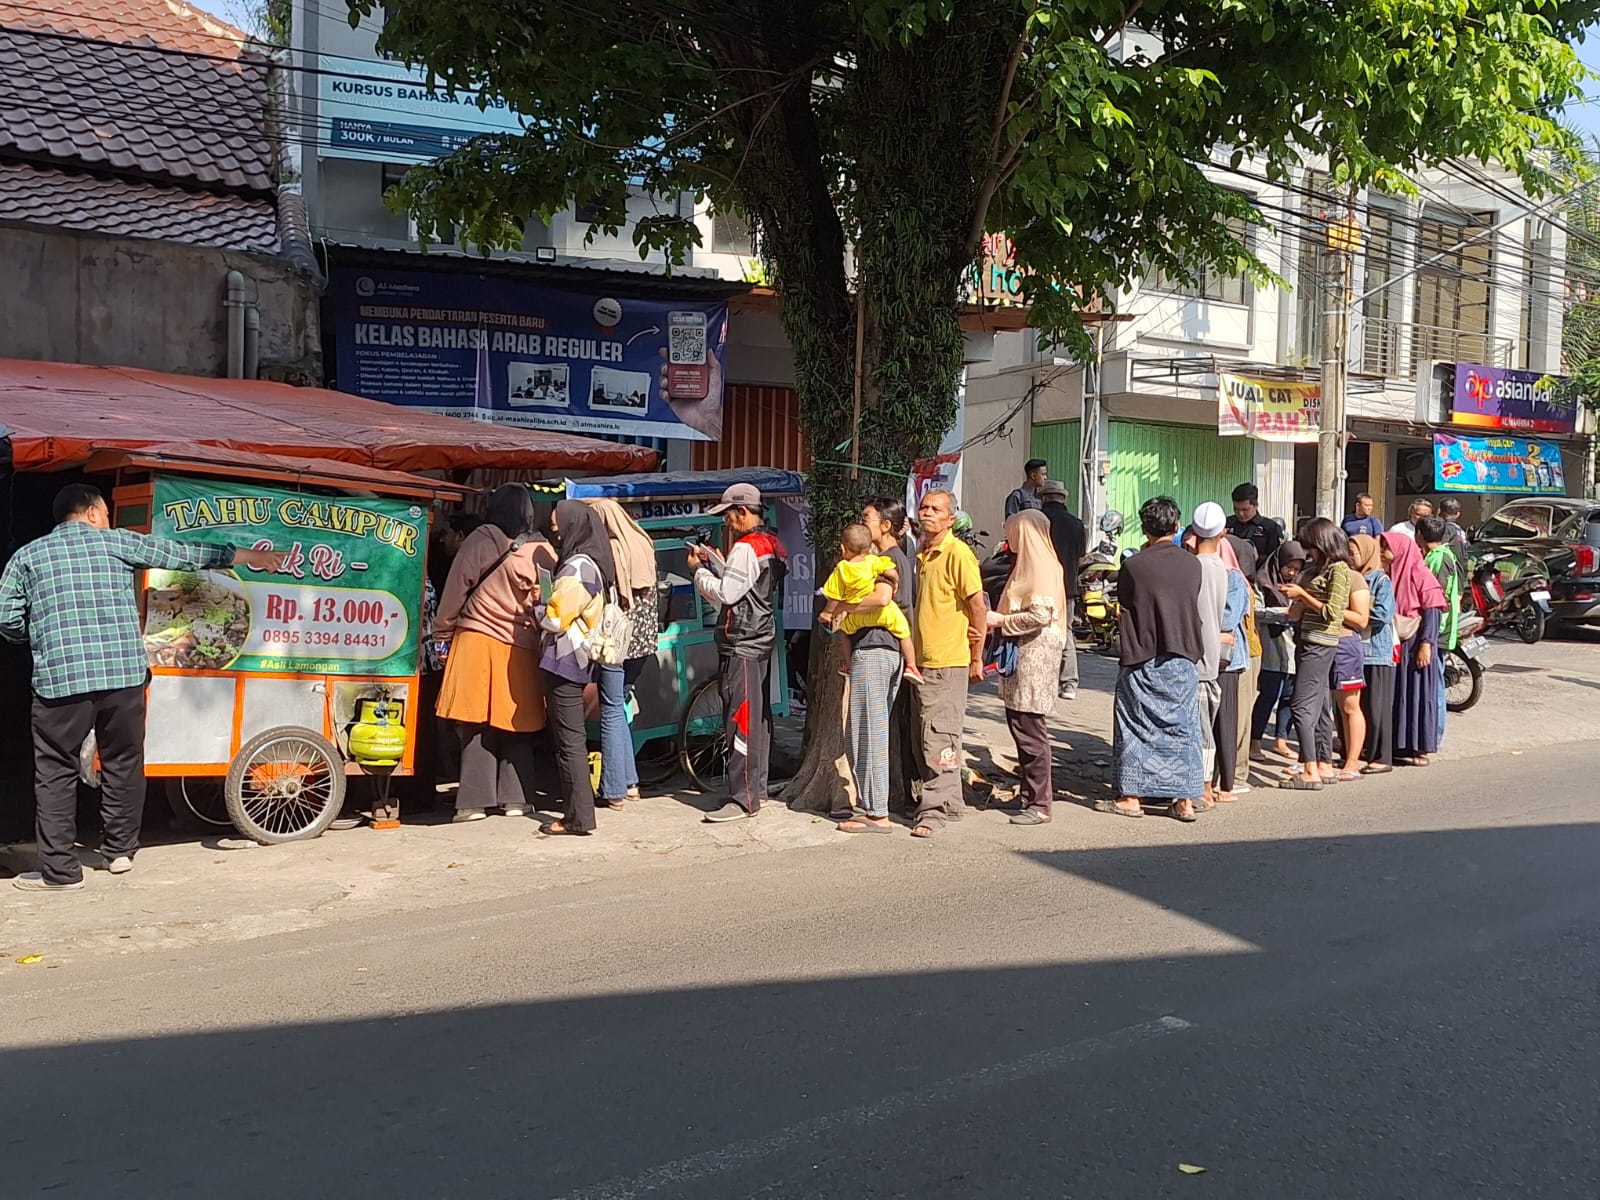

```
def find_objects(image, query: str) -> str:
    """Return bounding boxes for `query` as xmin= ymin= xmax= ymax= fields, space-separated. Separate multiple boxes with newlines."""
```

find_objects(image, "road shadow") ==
xmin=7 ymin=818 xmax=1600 ymax=1198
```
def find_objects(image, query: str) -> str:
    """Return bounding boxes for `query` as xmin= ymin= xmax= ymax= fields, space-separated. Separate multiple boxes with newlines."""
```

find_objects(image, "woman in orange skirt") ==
xmin=434 ymin=485 xmax=557 ymax=821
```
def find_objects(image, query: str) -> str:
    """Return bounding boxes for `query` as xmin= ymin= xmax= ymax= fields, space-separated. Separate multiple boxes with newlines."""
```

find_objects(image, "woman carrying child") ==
xmin=823 ymin=512 xmax=920 ymax=833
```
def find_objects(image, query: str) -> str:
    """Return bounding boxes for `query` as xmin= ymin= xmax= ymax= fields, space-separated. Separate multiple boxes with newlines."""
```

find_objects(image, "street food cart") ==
xmin=0 ymin=356 xmax=658 ymax=843
xmin=561 ymin=469 xmax=810 ymax=790
xmin=102 ymin=451 xmax=471 ymax=843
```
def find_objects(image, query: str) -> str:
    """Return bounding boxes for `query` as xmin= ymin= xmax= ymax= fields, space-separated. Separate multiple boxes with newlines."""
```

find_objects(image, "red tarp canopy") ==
xmin=0 ymin=358 xmax=659 ymax=474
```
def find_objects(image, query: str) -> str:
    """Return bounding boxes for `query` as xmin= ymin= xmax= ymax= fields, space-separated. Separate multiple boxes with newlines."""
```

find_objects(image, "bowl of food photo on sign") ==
xmin=144 ymin=569 xmax=252 ymax=670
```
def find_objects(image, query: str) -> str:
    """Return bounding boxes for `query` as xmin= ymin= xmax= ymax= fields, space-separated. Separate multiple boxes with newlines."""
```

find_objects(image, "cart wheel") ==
xmin=633 ymin=735 xmax=679 ymax=789
xmin=224 ymin=727 xmax=346 ymax=845
xmin=164 ymin=777 xmax=233 ymax=829
xmin=678 ymin=678 xmax=727 ymax=795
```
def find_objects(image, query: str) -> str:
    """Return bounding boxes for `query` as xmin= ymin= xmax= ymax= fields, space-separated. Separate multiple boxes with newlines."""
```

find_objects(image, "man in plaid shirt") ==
xmin=0 ymin=484 xmax=284 ymax=890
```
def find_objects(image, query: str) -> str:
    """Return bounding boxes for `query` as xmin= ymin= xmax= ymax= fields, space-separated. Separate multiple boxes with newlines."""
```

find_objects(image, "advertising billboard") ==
xmin=331 ymin=267 xmax=729 ymax=441
xmin=318 ymin=59 xmax=523 ymax=162
xmin=1450 ymin=362 xmax=1576 ymax=435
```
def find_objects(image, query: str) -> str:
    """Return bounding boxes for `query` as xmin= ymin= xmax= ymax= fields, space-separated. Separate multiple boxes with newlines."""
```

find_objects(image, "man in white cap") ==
xmin=688 ymin=483 xmax=788 ymax=822
xmin=1186 ymin=500 xmax=1231 ymax=809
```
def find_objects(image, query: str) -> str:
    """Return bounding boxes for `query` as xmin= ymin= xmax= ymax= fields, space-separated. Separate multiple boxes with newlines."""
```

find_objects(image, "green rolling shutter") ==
xmin=1028 ymin=420 xmax=1081 ymax=511
xmin=1105 ymin=421 xmax=1253 ymax=550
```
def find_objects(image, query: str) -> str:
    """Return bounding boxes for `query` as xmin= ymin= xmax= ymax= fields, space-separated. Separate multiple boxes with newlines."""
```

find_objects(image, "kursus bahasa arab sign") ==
xmin=142 ymin=477 xmax=426 ymax=678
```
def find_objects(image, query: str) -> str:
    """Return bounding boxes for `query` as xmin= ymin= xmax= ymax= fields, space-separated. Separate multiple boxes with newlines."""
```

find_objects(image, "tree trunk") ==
xmin=733 ymin=9 xmax=1024 ymax=813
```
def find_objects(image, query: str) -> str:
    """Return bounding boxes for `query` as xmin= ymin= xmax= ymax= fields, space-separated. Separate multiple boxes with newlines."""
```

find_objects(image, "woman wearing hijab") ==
xmin=537 ymin=501 xmax=617 ymax=836
xmin=983 ymin=510 xmax=1069 ymax=825
xmin=584 ymin=498 xmax=660 ymax=808
xmin=1226 ymin=536 xmax=1262 ymax=792
xmin=1383 ymin=531 xmax=1447 ymax=766
xmin=1252 ymin=540 xmax=1305 ymax=761
xmin=434 ymin=485 xmax=557 ymax=821
xmin=1352 ymin=534 xmax=1398 ymax=774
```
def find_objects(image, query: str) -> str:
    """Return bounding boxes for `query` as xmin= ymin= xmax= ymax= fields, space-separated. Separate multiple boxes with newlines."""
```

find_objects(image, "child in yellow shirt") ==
xmin=818 ymin=523 xmax=924 ymax=685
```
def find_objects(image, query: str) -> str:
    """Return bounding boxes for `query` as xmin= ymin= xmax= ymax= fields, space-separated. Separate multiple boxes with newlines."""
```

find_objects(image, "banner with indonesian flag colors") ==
xmin=142 ymin=476 xmax=427 ymax=678
xmin=1217 ymin=373 xmax=1322 ymax=443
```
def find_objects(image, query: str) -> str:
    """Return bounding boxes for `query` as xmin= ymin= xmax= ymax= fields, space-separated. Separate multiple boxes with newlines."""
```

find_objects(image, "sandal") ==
xmin=1166 ymin=801 xmax=1198 ymax=823
xmin=1092 ymin=798 xmax=1144 ymax=818
xmin=538 ymin=820 xmax=592 ymax=837
xmin=910 ymin=822 xmax=942 ymax=838
xmin=1335 ymin=770 xmax=1362 ymax=782
xmin=1278 ymin=778 xmax=1324 ymax=791
xmin=1360 ymin=764 xmax=1394 ymax=775
xmin=838 ymin=819 xmax=894 ymax=835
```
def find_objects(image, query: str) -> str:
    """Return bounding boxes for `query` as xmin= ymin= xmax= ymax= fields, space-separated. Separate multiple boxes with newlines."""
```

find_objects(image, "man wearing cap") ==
xmin=1004 ymin=459 xmax=1049 ymax=520
xmin=1038 ymin=480 xmax=1085 ymax=700
xmin=1187 ymin=501 xmax=1232 ymax=810
xmin=688 ymin=483 xmax=788 ymax=822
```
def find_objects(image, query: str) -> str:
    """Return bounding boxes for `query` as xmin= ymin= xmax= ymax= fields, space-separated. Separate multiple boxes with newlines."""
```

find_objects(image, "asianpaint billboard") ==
xmin=318 ymin=59 xmax=523 ymax=162
xmin=332 ymin=267 xmax=728 ymax=441
xmin=1450 ymin=362 xmax=1576 ymax=435
xmin=1433 ymin=433 xmax=1566 ymax=495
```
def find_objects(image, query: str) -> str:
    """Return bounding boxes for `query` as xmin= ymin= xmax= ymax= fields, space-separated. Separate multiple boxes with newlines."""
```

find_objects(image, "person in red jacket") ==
xmin=688 ymin=483 xmax=787 ymax=822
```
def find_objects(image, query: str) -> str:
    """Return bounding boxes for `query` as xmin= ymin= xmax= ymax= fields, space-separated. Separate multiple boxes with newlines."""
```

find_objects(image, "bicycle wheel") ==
xmin=678 ymin=678 xmax=727 ymax=795
xmin=224 ymin=727 xmax=347 ymax=844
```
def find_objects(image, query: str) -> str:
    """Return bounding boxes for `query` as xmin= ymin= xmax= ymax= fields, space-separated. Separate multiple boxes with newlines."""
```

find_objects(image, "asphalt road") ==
xmin=5 ymin=738 xmax=1600 ymax=1198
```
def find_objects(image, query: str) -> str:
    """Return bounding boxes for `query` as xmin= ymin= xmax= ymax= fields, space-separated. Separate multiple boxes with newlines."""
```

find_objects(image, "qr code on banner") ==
xmin=668 ymin=321 xmax=705 ymax=365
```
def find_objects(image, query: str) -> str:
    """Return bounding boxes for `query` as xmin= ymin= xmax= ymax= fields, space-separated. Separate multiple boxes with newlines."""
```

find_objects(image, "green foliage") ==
xmin=350 ymin=0 xmax=1594 ymax=540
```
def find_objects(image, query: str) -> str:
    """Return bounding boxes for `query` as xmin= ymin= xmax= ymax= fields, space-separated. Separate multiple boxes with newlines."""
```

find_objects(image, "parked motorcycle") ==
xmin=1466 ymin=551 xmax=1553 ymax=645
xmin=1444 ymin=612 xmax=1489 ymax=713
xmin=1075 ymin=510 xmax=1125 ymax=654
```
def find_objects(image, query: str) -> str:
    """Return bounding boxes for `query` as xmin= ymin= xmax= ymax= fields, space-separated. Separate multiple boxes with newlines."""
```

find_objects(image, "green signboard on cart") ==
xmin=143 ymin=476 xmax=427 ymax=677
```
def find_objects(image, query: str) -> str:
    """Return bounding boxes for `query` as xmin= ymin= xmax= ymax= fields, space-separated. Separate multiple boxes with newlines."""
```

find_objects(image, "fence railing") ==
xmin=1351 ymin=316 xmax=1515 ymax=379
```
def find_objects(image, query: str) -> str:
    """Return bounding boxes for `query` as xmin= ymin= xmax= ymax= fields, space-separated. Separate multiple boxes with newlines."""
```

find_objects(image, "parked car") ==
xmin=1467 ymin=498 xmax=1600 ymax=628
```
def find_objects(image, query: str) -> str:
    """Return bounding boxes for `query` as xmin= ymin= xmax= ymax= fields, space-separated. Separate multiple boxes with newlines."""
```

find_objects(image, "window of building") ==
xmin=1412 ymin=207 xmax=1494 ymax=367
xmin=1146 ymin=201 xmax=1250 ymax=305
xmin=1358 ymin=207 xmax=1405 ymax=375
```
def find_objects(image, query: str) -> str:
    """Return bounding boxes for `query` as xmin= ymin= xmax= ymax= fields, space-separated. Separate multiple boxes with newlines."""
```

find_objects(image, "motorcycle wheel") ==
xmin=1443 ymin=650 xmax=1483 ymax=713
xmin=1512 ymin=600 xmax=1546 ymax=645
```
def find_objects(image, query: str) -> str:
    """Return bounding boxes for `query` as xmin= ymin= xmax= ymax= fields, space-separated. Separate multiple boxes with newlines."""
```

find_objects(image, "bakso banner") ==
xmin=1433 ymin=433 xmax=1567 ymax=496
xmin=143 ymin=477 xmax=426 ymax=678
xmin=1450 ymin=362 xmax=1576 ymax=435
xmin=1217 ymin=373 xmax=1322 ymax=443
xmin=332 ymin=267 xmax=728 ymax=442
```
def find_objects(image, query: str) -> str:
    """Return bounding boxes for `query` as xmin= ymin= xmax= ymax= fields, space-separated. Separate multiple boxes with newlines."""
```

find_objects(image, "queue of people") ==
xmin=1099 ymin=489 xmax=1463 ymax=822
xmin=0 ymin=468 xmax=1479 ymax=890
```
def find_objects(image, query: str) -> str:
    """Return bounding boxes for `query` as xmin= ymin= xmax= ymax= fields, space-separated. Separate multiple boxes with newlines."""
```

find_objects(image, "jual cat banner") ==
xmin=1217 ymin=373 xmax=1322 ymax=443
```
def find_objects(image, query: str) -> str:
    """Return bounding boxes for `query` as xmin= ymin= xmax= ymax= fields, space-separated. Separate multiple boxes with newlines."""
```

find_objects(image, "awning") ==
xmin=563 ymin=467 xmax=806 ymax=500
xmin=0 ymin=358 xmax=659 ymax=475
xmin=84 ymin=446 xmax=473 ymax=501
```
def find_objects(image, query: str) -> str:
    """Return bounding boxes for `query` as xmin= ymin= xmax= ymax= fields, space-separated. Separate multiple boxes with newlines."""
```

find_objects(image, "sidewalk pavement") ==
xmin=4 ymin=630 xmax=1598 ymax=963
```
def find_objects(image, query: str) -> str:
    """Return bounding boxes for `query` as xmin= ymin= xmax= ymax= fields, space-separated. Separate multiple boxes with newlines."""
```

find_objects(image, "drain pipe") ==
xmin=225 ymin=269 xmax=246 ymax=379
xmin=243 ymin=305 xmax=261 ymax=380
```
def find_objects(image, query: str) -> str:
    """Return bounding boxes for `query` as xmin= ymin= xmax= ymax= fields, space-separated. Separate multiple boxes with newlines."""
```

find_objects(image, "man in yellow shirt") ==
xmin=910 ymin=488 xmax=987 ymax=838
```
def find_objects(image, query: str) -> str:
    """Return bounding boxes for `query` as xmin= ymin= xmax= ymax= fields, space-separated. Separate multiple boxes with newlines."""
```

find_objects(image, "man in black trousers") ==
xmin=0 ymin=484 xmax=284 ymax=890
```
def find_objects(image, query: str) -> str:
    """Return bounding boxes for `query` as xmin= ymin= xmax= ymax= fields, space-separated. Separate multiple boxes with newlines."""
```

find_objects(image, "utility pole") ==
xmin=1316 ymin=192 xmax=1359 ymax=519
